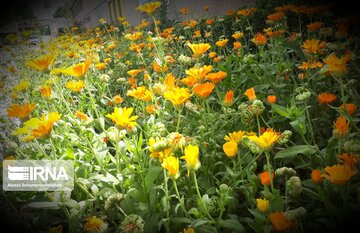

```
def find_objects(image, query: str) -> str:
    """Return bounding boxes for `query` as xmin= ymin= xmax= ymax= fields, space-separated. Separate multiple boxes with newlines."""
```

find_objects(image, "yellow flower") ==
xmin=65 ymin=80 xmax=85 ymax=92
xmin=127 ymin=69 xmax=142 ymax=77
xmin=215 ymin=39 xmax=229 ymax=47
xmin=7 ymin=102 xmax=36 ymax=119
xmin=45 ymin=225 xmax=63 ymax=233
xmin=84 ymin=216 xmax=108 ymax=233
xmin=245 ymin=129 xmax=279 ymax=151
xmin=224 ymin=131 xmax=246 ymax=143
xmin=61 ymin=60 xmax=91 ymax=78
xmin=181 ymin=144 xmax=201 ymax=175
xmin=232 ymin=32 xmax=244 ymax=40
xmin=187 ymin=43 xmax=211 ymax=59
xmin=26 ymin=54 xmax=55 ymax=72
xmin=185 ymin=65 xmax=213 ymax=82
xmin=124 ymin=32 xmax=143 ymax=41
xmin=13 ymin=80 xmax=30 ymax=92
xmin=40 ymin=85 xmax=52 ymax=99
xmin=148 ymin=137 xmax=172 ymax=162
xmin=323 ymin=53 xmax=351 ymax=74
xmin=205 ymin=71 xmax=227 ymax=83
xmin=106 ymin=107 xmax=138 ymax=131
xmin=256 ymin=198 xmax=270 ymax=213
xmin=75 ymin=111 xmax=91 ymax=122
xmin=127 ymin=86 xmax=153 ymax=102
xmin=223 ymin=141 xmax=238 ymax=158
xmin=162 ymin=156 xmax=180 ymax=179
xmin=180 ymin=228 xmax=195 ymax=233
xmin=136 ymin=1 xmax=161 ymax=14
xmin=302 ymin=39 xmax=326 ymax=54
xmin=322 ymin=164 xmax=356 ymax=185
xmin=163 ymin=87 xmax=192 ymax=109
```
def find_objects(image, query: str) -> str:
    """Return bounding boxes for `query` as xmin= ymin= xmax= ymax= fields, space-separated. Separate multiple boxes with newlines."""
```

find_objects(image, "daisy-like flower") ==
xmin=267 ymin=12 xmax=285 ymax=21
xmin=13 ymin=80 xmax=30 ymax=92
xmin=181 ymin=144 xmax=201 ymax=175
xmin=7 ymin=102 xmax=36 ymax=119
xmin=136 ymin=1 xmax=161 ymax=14
xmin=205 ymin=71 xmax=227 ymax=83
xmin=311 ymin=169 xmax=324 ymax=184
xmin=61 ymin=60 xmax=91 ymax=78
xmin=339 ymin=103 xmax=357 ymax=116
xmin=317 ymin=92 xmax=336 ymax=105
xmin=302 ymin=39 xmax=326 ymax=54
xmin=215 ymin=39 xmax=229 ymax=47
xmin=163 ymin=87 xmax=192 ymax=109
xmin=106 ymin=107 xmax=138 ymax=131
xmin=185 ymin=65 xmax=213 ymax=82
xmin=223 ymin=90 xmax=234 ymax=106
xmin=127 ymin=86 xmax=153 ymax=102
xmin=162 ymin=156 xmax=180 ymax=179
xmin=187 ymin=43 xmax=211 ymax=59
xmin=252 ymin=33 xmax=268 ymax=45
xmin=127 ymin=69 xmax=142 ymax=77
xmin=192 ymin=82 xmax=215 ymax=99
xmin=75 ymin=111 xmax=91 ymax=123
xmin=245 ymin=129 xmax=279 ymax=151
xmin=26 ymin=54 xmax=55 ymax=72
xmin=322 ymin=164 xmax=356 ymax=185
xmin=323 ymin=53 xmax=351 ymax=74
xmin=244 ymin=87 xmax=256 ymax=101
xmin=65 ymin=80 xmax=85 ymax=92
xmin=40 ymin=85 xmax=52 ymax=99
xmin=306 ymin=22 xmax=323 ymax=32
xmin=83 ymin=216 xmax=108 ymax=233
xmin=333 ymin=116 xmax=350 ymax=138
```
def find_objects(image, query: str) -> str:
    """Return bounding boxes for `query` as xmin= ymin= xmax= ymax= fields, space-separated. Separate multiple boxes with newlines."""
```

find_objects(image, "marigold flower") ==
xmin=163 ymin=87 xmax=192 ymax=109
xmin=13 ymin=80 xmax=30 ymax=92
xmin=339 ymin=103 xmax=357 ymax=116
xmin=180 ymin=76 xmax=197 ymax=87
xmin=179 ymin=7 xmax=189 ymax=15
xmin=162 ymin=156 xmax=180 ymax=179
xmin=224 ymin=131 xmax=246 ymax=143
xmin=40 ymin=85 xmax=52 ymax=99
xmin=181 ymin=228 xmax=195 ymax=233
xmin=26 ymin=54 xmax=55 ymax=72
xmin=232 ymin=32 xmax=244 ymax=40
xmin=127 ymin=86 xmax=153 ymax=102
xmin=323 ymin=53 xmax=351 ymax=74
xmin=185 ymin=65 xmax=213 ymax=82
xmin=223 ymin=141 xmax=238 ymax=158
xmin=112 ymin=95 xmax=123 ymax=104
xmin=124 ymin=32 xmax=143 ymax=41
xmin=215 ymin=39 xmax=229 ymax=47
xmin=7 ymin=102 xmax=36 ymax=119
xmin=95 ymin=62 xmax=106 ymax=70
xmin=252 ymin=33 xmax=268 ymax=45
xmin=233 ymin=41 xmax=242 ymax=50
xmin=181 ymin=144 xmax=201 ymax=175
xmin=61 ymin=60 xmax=91 ymax=78
xmin=75 ymin=111 xmax=91 ymax=122
xmin=311 ymin=169 xmax=324 ymax=184
xmin=259 ymin=171 xmax=275 ymax=186
xmin=267 ymin=95 xmax=277 ymax=104
xmin=267 ymin=12 xmax=285 ymax=21
xmin=145 ymin=105 xmax=157 ymax=114
xmin=136 ymin=1 xmax=161 ymax=14
xmin=148 ymin=137 xmax=171 ymax=162
xmin=187 ymin=43 xmax=211 ymax=59
xmin=302 ymin=39 xmax=326 ymax=54
xmin=269 ymin=211 xmax=295 ymax=232
xmin=306 ymin=22 xmax=323 ymax=32
xmin=339 ymin=153 xmax=359 ymax=167
xmin=84 ymin=216 xmax=108 ymax=233
xmin=106 ymin=107 xmax=138 ymax=131
xmin=244 ymin=87 xmax=256 ymax=101
xmin=322 ymin=164 xmax=356 ymax=185
xmin=192 ymin=82 xmax=215 ymax=98
xmin=224 ymin=90 xmax=234 ymax=106
xmin=333 ymin=116 xmax=350 ymax=138
xmin=65 ymin=80 xmax=85 ymax=92
xmin=256 ymin=198 xmax=270 ymax=212
xmin=237 ymin=7 xmax=256 ymax=16
xmin=245 ymin=129 xmax=279 ymax=151
xmin=317 ymin=92 xmax=336 ymax=105
xmin=127 ymin=69 xmax=142 ymax=77
xmin=205 ymin=71 xmax=227 ymax=83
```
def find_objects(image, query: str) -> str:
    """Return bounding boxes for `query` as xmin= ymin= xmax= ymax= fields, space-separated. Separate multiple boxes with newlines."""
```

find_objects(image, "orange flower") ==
xmin=179 ymin=7 xmax=189 ymax=15
xmin=323 ymin=53 xmax=351 ymax=74
xmin=192 ymin=82 xmax=215 ymax=99
xmin=61 ymin=60 xmax=91 ymax=78
xmin=205 ymin=71 xmax=227 ymax=83
xmin=233 ymin=41 xmax=242 ymax=50
xmin=339 ymin=153 xmax=359 ymax=167
xmin=163 ymin=87 xmax=193 ymax=109
xmin=26 ymin=54 xmax=55 ymax=72
xmin=95 ymin=62 xmax=106 ymax=70
xmin=269 ymin=211 xmax=295 ymax=232
xmin=75 ymin=111 xmax=90 ymax=122
xmin=215 ymin=39 xmax=229 ymax=47
xmin=311 ymin=169 xmax=324 ymax=184
xmin=333 ymin=116 xmax=350 ymax=138
xmin=188 ymin=19 xmax=197 ymax=28
xmin=153 ymin=60 xmax=168 ymax=73
xmin=297 ymin=61 xmax=323 ymax=70
xmin=252 ymin=33 xmax=268 ymax=45
xmin=180 ymin=76 xmax=197 ymax=87
xmin=187 ymin=43 xmax=211 ymax=59
xmin=322 ymin=164 xmax=356 ymax=185
xmin=224 ymin=90 xmax=234 ymax=106
xmin=164 ymin=73 xmax=177 ymax=91
xmin=32 ymin=112 xmax=61 ymax=139
xmin=259 ymin=171 xmax=274 ymax=186
xmin=317 ymin=93 xmax=336 ymax=105
xmin=267 ymin=95 xmax=277 ymax=104
xmin=206 ymin=18 xmax=214 ymax=25
xmin=40 ymin=85 xmax=52 ymax=99
xmin=237 ymin=7 xmax=256 ymax=16
xmin=209 ymin=52 xmax=217 ymax=58
xmin=302 ymin=39 xmax=326 ymax=54
xmin=306 ymin=22 xmax=323 ymax=32
xmin=267 ymin=12 xmax=285 ymax=21
xmin=112 ymin=95 xmax=123 ymax=104
xmin=146 ymin=105 xmax=157 ymax=114
xmin=127 ymin=69 xmax=142 ymax=77
xmin=244 ymin=87 xmax=256 ymax=101
xmin=339 ymin=103 xmax=357 ymax=115
xmin=7 ymin=102 xmax=36 ymax=119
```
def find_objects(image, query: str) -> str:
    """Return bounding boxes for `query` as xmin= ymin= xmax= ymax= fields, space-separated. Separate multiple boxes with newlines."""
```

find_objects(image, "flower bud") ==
xmin=250 ymin=99 xmax=265 ymax=116
xmin=286 ymin=176 xmax=303 ymax=198
xmin=120 ymin=214 xmax=144 ymax=233
xmin=278 ymin=130 xmax=292 ymax=144
xmin=284 ymin=207 xmax=307 ymax=221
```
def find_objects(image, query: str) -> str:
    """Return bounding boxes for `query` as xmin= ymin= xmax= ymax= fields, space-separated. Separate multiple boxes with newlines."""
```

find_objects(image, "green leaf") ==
xmin=274 ymin=145 xmax=316 ymax=159
xmin=145 ymin=166 xmax=162 ymax=193
xmin=190 ymin=219 xmax=211 ymax=228
xmin=271 ymin=104 xmax=291 ymax=118
xmin=219 ymin=219 xmax=246 ymax=232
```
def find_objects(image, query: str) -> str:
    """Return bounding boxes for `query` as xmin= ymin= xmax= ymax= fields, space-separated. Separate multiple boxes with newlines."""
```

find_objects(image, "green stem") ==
xmin=193 ymin=171 xmax=215 ymax=221
xmin=265 ymin=151 xmax=274 ymax=193
xmin=256 ymin=115 xmax=261 ymax=135
xmin=173 ymin=179 xmax=189 ymax=217
xmin=176 ymin=108 xmax=181 ymax=132
xmin=163 ymin=169 xmax=171 ymax=233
